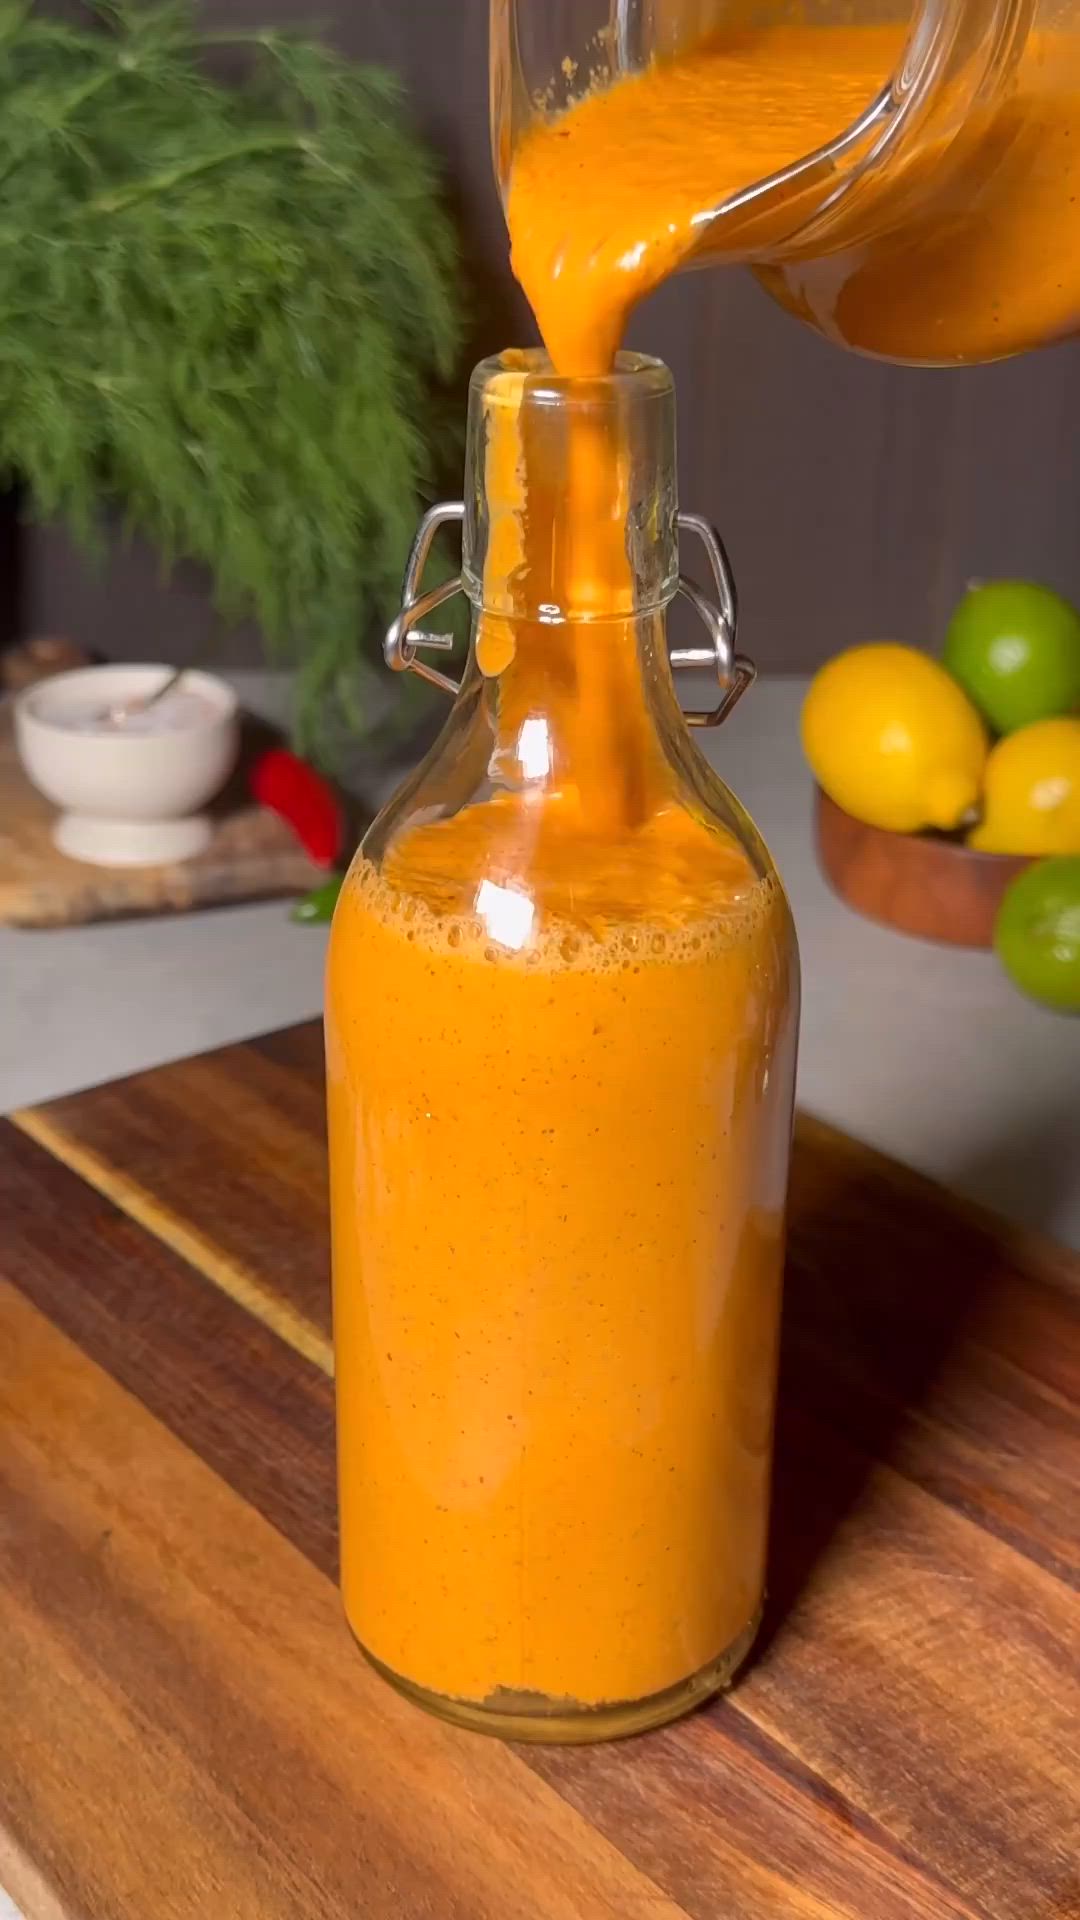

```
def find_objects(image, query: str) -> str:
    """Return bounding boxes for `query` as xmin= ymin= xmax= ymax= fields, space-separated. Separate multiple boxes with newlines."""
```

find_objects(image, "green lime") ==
xmin=994 ymin=857 xmax=1080 ymax=1012
xmin=943 ymin=580 xmax=1080 ymax=734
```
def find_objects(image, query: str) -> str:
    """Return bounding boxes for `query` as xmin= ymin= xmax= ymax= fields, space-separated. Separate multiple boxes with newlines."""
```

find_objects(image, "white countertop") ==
xmin=2 ymin=673 xmax=1078 ymax=1248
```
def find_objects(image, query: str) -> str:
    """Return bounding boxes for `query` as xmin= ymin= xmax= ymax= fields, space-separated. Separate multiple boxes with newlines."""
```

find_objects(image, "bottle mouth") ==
xmin=464 ymin=347 xmax=680 ymax=623
xmin=470 ymin=348 xmax=674 ymax=411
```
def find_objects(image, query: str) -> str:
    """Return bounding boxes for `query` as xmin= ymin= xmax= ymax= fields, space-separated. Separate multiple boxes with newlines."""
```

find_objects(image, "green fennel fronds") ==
xmin=0 ymin=0 xmax=463 ymax=758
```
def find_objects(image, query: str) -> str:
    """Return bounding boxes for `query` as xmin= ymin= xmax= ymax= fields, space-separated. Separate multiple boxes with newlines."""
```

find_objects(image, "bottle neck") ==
xmin=476 ymin=604 xmax=674 ymax=811
xmin=463 ymin=352 xmax=680 ymax=832
xmin=464 ymin=351 xmax=678 ymax=625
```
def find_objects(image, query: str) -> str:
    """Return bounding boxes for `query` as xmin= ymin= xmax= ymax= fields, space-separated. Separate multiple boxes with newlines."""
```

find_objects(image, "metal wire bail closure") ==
xmin=383 ymin=502 xmax=465 ymax=696
xmin=383 ymin=501 xmax=755 ymax=726
xmin=668 ymin=512 xmax=755 ymax=728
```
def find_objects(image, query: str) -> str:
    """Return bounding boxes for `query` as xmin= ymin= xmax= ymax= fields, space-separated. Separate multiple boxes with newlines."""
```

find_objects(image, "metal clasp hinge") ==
xmin=384 ymin=501 xmax=755 ymax=728
xmin=668 ymin=511 xmax=755 ymax=729
xmin=383 ymin=501 xmax=465 ymax=696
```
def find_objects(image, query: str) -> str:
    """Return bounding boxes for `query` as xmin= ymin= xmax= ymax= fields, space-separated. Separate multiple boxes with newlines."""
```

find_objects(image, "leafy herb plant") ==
xmin=0 ymin=0 xmax=462 ymax=755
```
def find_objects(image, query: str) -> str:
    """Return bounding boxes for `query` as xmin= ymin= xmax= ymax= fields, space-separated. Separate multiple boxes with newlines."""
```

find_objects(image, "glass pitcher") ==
xmin=325 ymin=349 xmax=799 ymax=1742
xmin=492 ymin=0 xmax=1080 ymax=364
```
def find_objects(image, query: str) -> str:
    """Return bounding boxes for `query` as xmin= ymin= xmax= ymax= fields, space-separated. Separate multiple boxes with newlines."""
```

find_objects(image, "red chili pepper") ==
xmin=249 ymin=749 xmax=344 ymax=868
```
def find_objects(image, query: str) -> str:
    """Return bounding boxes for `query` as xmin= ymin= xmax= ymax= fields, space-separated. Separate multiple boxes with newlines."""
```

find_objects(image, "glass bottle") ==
xmin=492 ymin=0 xmax=1080 ymax=365
xmin=325 ymin=350 xmax=799 ymax=1743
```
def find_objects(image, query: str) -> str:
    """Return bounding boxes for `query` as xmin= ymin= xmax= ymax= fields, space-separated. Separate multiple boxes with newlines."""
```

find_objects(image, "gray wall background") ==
xmin=20 ymin=0 xmax=1080 ymax=676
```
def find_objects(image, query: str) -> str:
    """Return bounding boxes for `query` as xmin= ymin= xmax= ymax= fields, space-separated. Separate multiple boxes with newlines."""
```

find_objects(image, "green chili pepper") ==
xmin=291 ymin=875 xmax=343 ymax=924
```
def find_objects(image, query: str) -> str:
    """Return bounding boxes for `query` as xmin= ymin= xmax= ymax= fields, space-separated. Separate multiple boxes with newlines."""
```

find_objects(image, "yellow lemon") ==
xmin=968 ymin=718 xmax=1080 ymax=854
xmin=802 ymin=644 xmax=989 ymax=833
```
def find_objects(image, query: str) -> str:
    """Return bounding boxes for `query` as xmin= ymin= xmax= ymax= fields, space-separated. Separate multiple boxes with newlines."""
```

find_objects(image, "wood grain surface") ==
xmin=2 ymin=1025 xmax=1079 ymax=1920
xmin=0 ymin=701 xmax=325 ymax=927
xmin=0 ymin=1279 xmax=679 ymax=1920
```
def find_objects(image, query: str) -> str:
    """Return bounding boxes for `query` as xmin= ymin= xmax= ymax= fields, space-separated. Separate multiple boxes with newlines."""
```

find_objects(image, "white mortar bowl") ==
xmin=15 ymin=664 xmax=240 ymax=867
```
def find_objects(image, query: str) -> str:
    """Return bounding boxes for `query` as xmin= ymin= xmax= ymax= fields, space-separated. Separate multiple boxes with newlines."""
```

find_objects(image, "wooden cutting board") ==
xmin=0 ymin=698 xmax=328 ymax=927
xmin=1 ymin=1025 xmax=1078 ymax=1920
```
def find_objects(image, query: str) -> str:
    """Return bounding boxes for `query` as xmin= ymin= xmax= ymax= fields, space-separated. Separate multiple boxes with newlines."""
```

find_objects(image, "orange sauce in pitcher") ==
xmin=508 ymin=24 xmax=1080 ymax=368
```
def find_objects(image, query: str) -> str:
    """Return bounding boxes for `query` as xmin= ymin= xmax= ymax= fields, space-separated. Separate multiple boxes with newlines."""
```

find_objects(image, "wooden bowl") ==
xmin=814 ymin=788 xmax=1032 ymax=948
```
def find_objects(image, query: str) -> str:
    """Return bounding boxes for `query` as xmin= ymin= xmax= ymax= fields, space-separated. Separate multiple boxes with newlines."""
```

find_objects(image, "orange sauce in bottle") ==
xmin=327 ymin=827 xmax=792 ymax=1713
xmin=325 ymin=24 xmax=823 ymax=1731
xmin=328 ymin=358 xmax=796 ymax=1724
